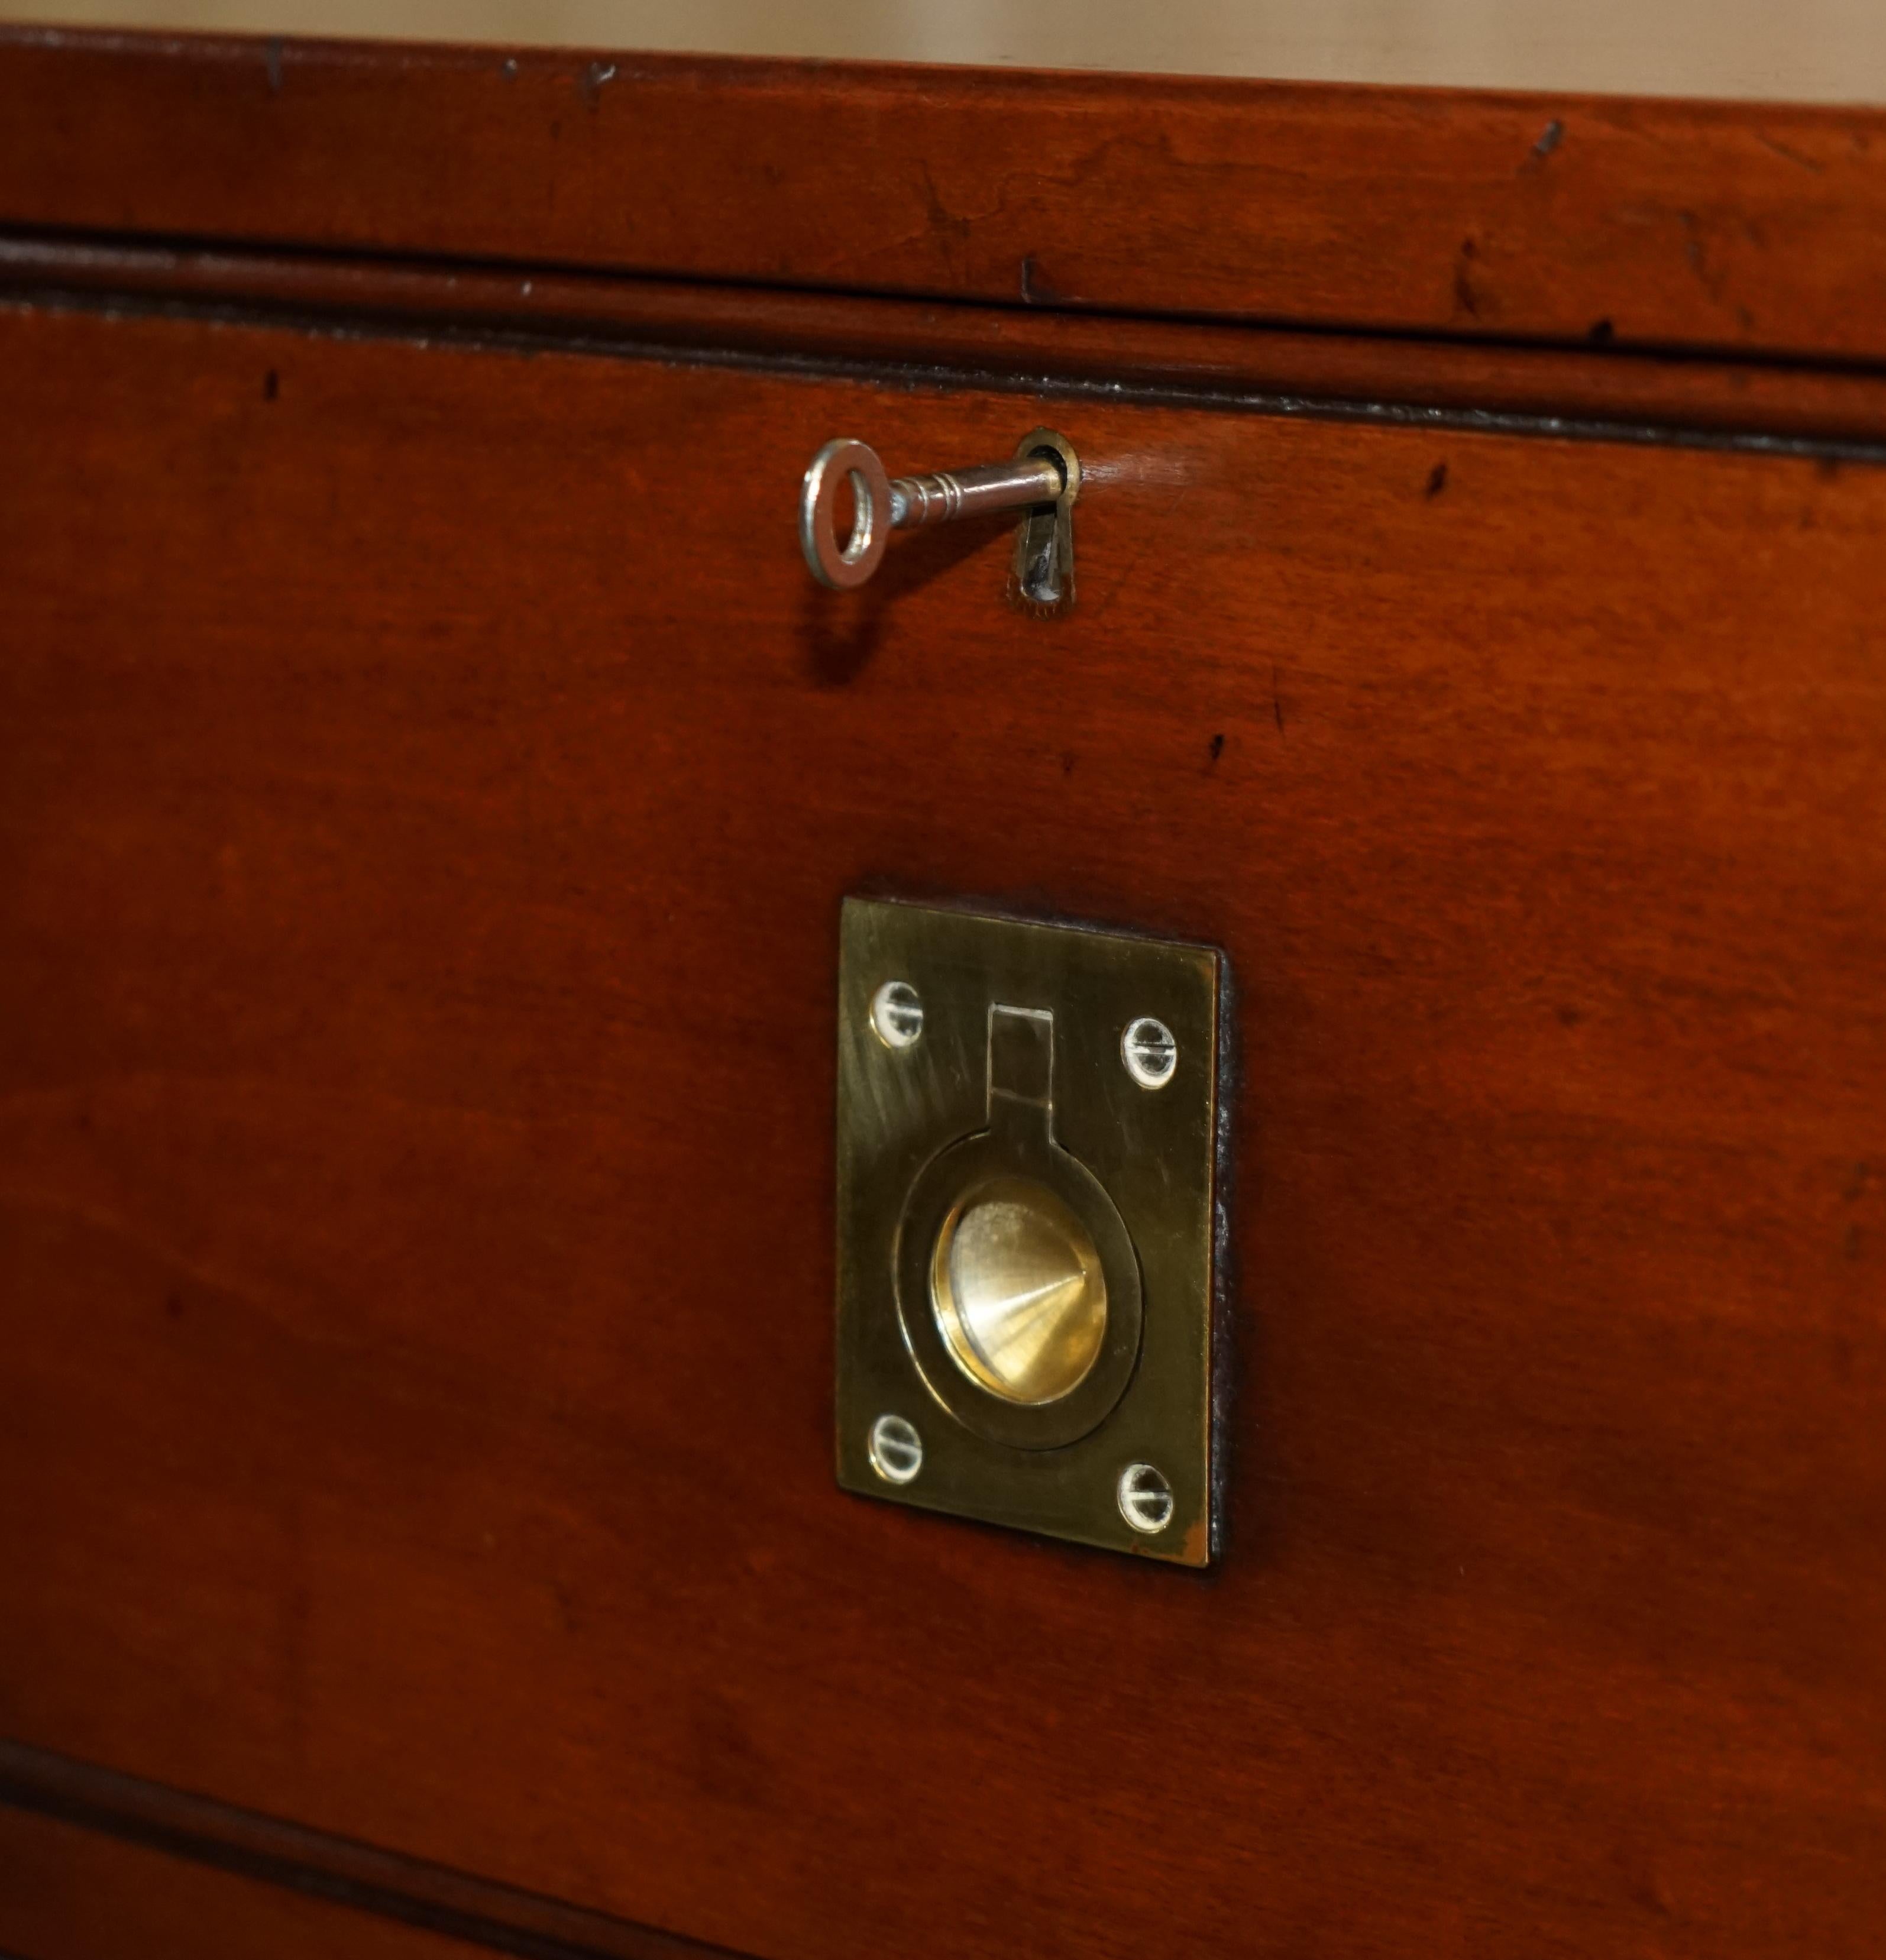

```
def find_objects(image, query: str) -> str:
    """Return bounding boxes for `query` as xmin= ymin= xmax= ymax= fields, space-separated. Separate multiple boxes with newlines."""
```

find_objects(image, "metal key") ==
xmin=799 ymin=430 xmax=1079 ymax=607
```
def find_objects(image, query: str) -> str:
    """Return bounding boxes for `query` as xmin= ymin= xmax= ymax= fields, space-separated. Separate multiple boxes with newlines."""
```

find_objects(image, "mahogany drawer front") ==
xmin=2 ymin=281 xmax=1884 ymax=1959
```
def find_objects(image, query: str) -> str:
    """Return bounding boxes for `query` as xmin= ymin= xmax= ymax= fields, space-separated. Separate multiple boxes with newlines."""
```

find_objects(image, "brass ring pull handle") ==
xmin=798 ymin=428 xmax=1080 ymax=610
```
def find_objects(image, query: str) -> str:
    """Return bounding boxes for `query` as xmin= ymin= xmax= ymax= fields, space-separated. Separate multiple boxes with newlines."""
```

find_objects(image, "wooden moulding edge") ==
xmin=9 ymin=31 xmax=1886 ymax=367
xmin=9 ymin=234 xmax=1886 ymax=457
xmin=0 ymin=1736 xmax=753 ymax=1960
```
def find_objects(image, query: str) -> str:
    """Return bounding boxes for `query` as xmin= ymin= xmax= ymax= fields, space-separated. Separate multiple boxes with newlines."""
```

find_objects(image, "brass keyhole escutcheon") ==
xmin=930 ymin=1174 xmax=1108 ymax=1405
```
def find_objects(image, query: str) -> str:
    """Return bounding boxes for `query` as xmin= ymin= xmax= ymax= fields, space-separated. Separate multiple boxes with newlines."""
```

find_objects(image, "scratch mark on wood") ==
xmin=1522 ymin=119 xmax=1565 ymax=171
xmin=1756 ymin=131 xmax=1826 ymax=175
xmin=1453 ymin=238 xmax=1481 ymax=321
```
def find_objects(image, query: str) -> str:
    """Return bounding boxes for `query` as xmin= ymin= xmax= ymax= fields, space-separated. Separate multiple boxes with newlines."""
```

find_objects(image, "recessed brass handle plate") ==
xmin=834 ymin=897 xmax=1228 ymax=1566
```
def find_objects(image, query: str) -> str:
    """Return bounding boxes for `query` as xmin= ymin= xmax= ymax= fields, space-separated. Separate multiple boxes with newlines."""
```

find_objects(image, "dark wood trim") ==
xmin=0 ymin=1800 xmax=498 ymax=1958
xmin=10 ymin=231 xmax=1886 ymax=455
xmin=0 ymin=1741 xmax=750 ymax=1960
xmin=8 ymin=29 xmax=1886 ymax=367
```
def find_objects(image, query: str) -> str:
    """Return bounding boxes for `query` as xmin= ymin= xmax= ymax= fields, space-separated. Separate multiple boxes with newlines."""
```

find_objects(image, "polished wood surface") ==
xmin=0 ymin=1799 xmax=490 ymax=1960
xmin=4 ymin=269 xmax=1883 ymax=1955
xmin=11 ymin=30 xmax=1886 ymax=363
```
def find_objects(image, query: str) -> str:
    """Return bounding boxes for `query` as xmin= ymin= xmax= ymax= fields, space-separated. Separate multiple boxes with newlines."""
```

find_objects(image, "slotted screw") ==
xmin=1121 ymin=1016 xmax=1177 ymax=1089
xmin=1118 ymin=1463 xmax=1175 ymax=1534
xmin=869 ymin=1414 xmax=924 ymax=1485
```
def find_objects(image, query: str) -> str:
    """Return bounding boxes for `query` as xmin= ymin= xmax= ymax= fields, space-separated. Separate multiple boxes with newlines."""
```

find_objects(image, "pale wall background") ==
xmin=4 ymin=0 xmax=1886 ymax=104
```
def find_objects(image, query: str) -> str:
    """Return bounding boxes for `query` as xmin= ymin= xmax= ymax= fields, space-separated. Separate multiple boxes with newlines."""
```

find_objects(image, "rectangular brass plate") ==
xmin=835 ymin=897 xmax=1227 ymax=1566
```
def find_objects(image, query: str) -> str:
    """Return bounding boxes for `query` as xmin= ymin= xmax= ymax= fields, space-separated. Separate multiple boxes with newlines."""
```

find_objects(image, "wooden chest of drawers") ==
xmin=3 ymin=30 xmax=1884 ymax=1958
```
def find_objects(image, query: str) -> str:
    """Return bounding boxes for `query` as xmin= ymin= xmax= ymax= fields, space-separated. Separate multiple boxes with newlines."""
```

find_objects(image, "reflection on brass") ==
xmin=835 ymin=897 xmax=1227 ymax=1566
xmin=931 ymin=1175 xmax=1107 ymax=1405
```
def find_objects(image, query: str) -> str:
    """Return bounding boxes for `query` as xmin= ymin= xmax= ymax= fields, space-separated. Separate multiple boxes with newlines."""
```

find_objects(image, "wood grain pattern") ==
xmin=3 ymin=295 xmax=1883 ymax=1958
xmin=14 ymin=234 xmax=1886 ymax=454
xmin=10 ymin=28 xmax=1886 ymax=364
